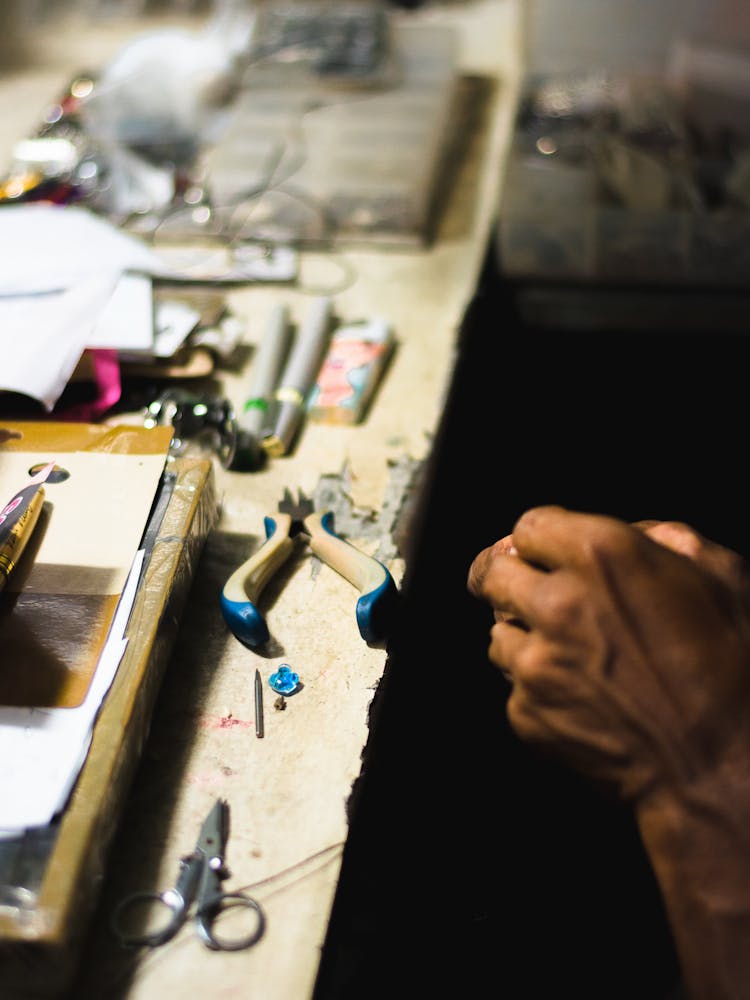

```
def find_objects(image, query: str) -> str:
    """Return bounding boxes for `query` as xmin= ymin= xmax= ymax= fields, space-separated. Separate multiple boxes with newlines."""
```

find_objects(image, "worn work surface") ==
xmin=0 ymin=2 xmax=521 ymax=997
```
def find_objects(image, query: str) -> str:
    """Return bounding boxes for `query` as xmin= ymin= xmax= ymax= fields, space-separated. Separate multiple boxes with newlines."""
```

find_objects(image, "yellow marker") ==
xmin=0 ymin=461 xmax=55 ymax=592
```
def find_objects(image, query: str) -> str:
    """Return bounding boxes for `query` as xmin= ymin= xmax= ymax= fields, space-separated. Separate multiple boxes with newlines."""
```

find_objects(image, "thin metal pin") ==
xmin=254 ymin=669 xmax=264 ymax=738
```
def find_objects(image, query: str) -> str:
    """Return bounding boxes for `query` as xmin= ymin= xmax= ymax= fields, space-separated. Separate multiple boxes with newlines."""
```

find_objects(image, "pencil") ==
xmin=254 ymin=669 xmax=264 ymax=739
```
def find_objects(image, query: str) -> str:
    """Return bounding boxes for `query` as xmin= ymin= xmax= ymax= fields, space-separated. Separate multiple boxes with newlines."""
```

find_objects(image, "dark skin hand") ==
xmin=467 ymin=506 xmax=750 ymax=1000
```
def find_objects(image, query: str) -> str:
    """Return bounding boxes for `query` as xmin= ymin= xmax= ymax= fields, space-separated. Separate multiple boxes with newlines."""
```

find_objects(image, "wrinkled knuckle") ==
xmin=537 ymin=587 xmax=579 ymax=630
xmin=515 ymin=505 xmax=557 ymax=534
xmin=467 ymin=555 xmax=488 ymax=591
xmin=513 ymin=646 xmax=552 ymax=690
xmin=507 ymin=692 xmax=541 ymax=743
xmin=582 ymin=521 xmax=637 ymax=564
xmin=514 ymin=508 xmax=537 ymax=532
xmin=469 ymin=540 xmax=507 ymax=588
xmin=664 ymin=522 xmax=705 ymax=559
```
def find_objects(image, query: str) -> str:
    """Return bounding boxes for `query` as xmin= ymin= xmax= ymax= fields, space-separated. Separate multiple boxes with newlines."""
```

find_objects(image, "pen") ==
xmin=262 ymin=296 xmax=334 ymax=458
xmin=0 ymin=460 xmax=55 ymax=592
xmin=254 ymin=669 xmax=264 ymax=739
xmin=231 ymin=303 xmax=292 ymax=471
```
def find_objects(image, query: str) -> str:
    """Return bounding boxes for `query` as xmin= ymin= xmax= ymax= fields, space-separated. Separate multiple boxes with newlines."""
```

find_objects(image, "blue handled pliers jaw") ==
xmin=220 ymin=490 xmax=399 ymax=649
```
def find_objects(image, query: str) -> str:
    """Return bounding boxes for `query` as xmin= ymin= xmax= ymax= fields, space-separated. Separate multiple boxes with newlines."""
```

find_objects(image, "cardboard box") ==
xmin=0 ymin=424 xmax=216 ymax=997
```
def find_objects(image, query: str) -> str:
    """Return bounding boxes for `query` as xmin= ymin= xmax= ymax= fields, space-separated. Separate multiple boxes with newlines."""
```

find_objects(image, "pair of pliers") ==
xmin=220 ymin=489 xmax=399 ymax=648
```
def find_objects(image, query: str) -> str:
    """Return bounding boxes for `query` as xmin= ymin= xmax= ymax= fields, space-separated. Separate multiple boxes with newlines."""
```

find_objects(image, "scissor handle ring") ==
xmin=111 ymin=889 xmax=186 ymax=949
xmin=196 ymin=891 xmax=266 ymax=951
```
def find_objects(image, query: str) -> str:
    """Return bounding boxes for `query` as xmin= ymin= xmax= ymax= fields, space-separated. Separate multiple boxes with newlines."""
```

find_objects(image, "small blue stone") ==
xmin=269 ymin=664 xmax=300 ymax=695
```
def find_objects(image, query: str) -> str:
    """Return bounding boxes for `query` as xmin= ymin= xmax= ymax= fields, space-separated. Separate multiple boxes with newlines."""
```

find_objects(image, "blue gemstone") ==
xmin=269 ymin=664 xmax=300 ymax=695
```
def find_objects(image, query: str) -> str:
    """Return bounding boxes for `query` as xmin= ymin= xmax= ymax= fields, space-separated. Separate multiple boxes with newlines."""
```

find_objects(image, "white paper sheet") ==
xmin=0 ymin=448 xmax=169 ymax=833
xmin=0 ymin=203 xmax=164 ymax=295
xmin=0 ymin=204 xmax=166 ymax=410
xmin=0 ymin=280 xmax=117 ymax=410
xmin=0 ymin=550 xmax=144 ymax=833
xmin=87 ymin=271 xmax=155 ymax=353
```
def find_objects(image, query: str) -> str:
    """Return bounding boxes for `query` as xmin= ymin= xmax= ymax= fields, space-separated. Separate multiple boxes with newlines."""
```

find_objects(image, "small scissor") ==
xmin=111 ymin=798 xmax=265 ymax=952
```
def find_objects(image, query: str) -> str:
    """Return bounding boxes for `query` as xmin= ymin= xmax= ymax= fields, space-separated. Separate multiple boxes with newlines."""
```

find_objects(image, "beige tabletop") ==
xmin=0 ymin=2 xmax=522 ymax=996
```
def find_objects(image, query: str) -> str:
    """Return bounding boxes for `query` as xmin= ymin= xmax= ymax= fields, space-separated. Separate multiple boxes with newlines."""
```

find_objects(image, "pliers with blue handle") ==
xmin=220 ymin=489 xmax=399 ymax=648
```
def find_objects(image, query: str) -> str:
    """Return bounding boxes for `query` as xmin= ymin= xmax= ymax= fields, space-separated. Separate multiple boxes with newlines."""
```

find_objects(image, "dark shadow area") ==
xmin=314 ymin=241 xmax=750 ymax=999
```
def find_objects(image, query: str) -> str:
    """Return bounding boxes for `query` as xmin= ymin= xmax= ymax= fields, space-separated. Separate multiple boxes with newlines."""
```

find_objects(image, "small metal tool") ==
xmin=111 ymin=799 xmax=264 ymax=951
xmin=254 ymin=668 xmax=264 ymax=738
xmin=143 ymin=389 xmax=237 ymax=468
xmin=220 ymin=488 xmax=399 ymax=648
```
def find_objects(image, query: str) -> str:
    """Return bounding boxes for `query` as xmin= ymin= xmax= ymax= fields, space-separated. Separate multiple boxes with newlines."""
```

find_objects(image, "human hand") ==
xmin=633 ymin=518 xmax=748 ymax=586
xmin=466 ymin=506 xmax=750 ymax=805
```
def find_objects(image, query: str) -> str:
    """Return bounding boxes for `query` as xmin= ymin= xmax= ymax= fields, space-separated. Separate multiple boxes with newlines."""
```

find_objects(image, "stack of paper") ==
xmin=0 ymin=423 xmax=173 ymax=834
xmin=0 ymin=204 xmax=203 ymax=412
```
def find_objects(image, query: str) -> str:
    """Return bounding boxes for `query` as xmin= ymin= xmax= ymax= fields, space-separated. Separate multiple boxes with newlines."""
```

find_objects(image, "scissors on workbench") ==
xmin=111 ymin=798 xmax=265 ymax=952
xmin=220 ymin=488 xmax=400 ymax=649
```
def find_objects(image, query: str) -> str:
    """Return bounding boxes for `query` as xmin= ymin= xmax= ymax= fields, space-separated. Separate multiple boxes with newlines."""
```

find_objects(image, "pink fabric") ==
xmin=56 ymin=349 xmax=122 ymax=422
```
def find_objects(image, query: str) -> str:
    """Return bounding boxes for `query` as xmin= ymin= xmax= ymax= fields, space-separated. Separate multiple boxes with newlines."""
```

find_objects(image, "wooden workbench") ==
xmin=0 ymin=2 xmax=522 ymax=996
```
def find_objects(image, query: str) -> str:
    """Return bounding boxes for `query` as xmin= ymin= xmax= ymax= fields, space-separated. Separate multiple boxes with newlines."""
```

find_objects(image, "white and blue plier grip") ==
xmin=220 ymin=509 xmax=399 ymax=648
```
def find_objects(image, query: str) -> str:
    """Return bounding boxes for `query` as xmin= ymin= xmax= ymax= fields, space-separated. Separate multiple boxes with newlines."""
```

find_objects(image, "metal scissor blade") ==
xmin=198 ymin=798 xmax=229 ymax=860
